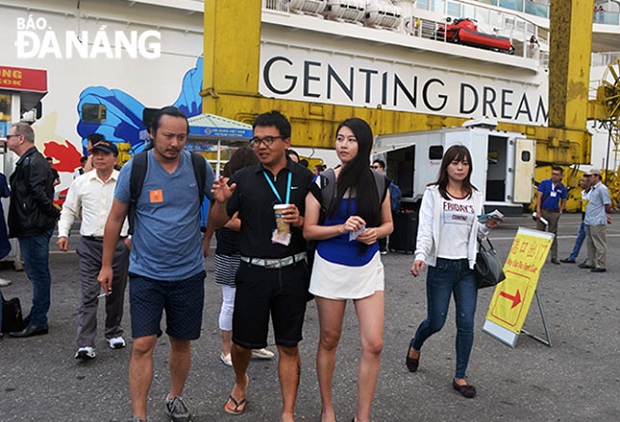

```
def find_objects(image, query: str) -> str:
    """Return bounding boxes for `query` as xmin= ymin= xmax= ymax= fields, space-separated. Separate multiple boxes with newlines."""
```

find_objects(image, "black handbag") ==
xmin=474 ymin=237 xmax=506 ymax=289
xmin=1 ymin=296 xmax=27 ymax=333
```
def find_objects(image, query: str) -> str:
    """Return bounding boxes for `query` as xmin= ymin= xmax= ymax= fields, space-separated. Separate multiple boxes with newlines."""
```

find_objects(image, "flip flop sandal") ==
xmin=224 ymin=395 xmax=247 ymax=415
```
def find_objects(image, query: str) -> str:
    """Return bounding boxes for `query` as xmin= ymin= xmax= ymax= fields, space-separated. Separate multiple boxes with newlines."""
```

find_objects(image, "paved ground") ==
xmin=0 ymin=213 xmax=619 ymax=421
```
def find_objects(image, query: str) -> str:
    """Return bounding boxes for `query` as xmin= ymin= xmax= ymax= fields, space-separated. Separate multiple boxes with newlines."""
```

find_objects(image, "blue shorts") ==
xmin=129 ymin=271 xmax=205 ymax=340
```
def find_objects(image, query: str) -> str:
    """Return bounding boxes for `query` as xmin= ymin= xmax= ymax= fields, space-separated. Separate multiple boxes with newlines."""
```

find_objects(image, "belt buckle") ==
xmin=264 ymin=259 xmax=280 ymax=269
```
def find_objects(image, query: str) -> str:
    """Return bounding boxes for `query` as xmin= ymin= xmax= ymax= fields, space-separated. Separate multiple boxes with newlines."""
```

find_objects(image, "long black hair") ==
xmin=433 ymin=145 xmax=476 ymax=200
xmin=328 ymin=118 xmax=381 ymax=229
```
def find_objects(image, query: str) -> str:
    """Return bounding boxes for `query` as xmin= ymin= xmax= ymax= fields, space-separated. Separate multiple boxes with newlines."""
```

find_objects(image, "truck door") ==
xmin=513 ymin=138 xmax=536 ymax=203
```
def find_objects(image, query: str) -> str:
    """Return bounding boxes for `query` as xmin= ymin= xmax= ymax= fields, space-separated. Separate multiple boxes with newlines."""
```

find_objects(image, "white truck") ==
xmin=372 ymin=123 xmax=536 ymax=215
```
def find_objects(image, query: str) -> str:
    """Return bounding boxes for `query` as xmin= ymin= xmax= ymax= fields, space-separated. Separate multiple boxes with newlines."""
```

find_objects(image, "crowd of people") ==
xmin=0 ymin=107 xmax=611 ymax=422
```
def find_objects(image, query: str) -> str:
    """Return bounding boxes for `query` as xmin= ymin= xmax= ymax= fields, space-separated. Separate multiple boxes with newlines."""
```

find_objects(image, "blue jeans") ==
xmin=18 ymin=228 xmax=53 ymax=327
xmin=411 ymin=258 xmax=477 ymax=379
xmin=569 ymin=221 xmax=586 ymax=261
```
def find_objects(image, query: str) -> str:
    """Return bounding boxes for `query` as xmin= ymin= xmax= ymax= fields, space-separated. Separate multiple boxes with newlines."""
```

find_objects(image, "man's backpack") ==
xmin=128 ymin=151 xmax=207 ymax=234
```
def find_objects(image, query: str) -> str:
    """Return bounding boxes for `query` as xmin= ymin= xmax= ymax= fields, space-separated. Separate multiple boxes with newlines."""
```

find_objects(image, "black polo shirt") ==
xmin=228 ymin=159 xmax=314 ymax=259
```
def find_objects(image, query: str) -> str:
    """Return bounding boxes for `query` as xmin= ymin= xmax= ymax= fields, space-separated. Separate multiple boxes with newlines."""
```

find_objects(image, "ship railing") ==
xmin=262 ymin=1 xmax=547 ymax=63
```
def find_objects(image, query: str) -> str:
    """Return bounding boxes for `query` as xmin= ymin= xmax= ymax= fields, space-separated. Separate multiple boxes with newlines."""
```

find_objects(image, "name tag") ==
xmin=550 ymin=191 xmax=557 ymax=198
xmin=150 ymin=189 xmax=164 ymax=203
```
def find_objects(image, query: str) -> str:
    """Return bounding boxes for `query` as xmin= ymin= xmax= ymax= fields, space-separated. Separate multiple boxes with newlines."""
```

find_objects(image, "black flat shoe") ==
xmin=405 ymin=343 xmax=419 ymax=372
xmin=9 ymin=324 xmax=49 ymax=338
xmin=452 ymin=379 xmax=476 ymax=398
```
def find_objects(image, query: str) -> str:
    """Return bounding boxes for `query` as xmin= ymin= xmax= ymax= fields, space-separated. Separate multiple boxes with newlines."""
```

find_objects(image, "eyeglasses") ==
xmin=250 ymin=136 xmax=284 ymax=148
xmin=5 ymin=134 xmax=20 ymax=139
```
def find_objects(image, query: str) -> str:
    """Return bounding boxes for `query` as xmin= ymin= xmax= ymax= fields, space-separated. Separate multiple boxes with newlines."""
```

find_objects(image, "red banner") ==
xmin=0 ymin=66 xmax=47 ymax=92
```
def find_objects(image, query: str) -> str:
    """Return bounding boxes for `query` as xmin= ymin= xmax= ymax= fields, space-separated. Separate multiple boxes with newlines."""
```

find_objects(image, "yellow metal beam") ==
xmin=548 ymin=0 xmax=593 ymax=132
xmin=202 ymin=0 xmax=262 ymax=115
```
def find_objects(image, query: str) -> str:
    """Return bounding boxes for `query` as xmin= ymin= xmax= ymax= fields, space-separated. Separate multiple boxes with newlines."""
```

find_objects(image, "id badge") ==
xmin=272 ymin=229 xmax=292 ymax=246
xmin=550 ymin=191 xmax=557 ymax=197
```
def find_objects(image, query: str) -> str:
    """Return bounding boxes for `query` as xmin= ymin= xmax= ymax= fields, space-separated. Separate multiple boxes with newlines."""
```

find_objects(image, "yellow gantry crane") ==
xmin=202 ymin=0 xmax=594 ymax=167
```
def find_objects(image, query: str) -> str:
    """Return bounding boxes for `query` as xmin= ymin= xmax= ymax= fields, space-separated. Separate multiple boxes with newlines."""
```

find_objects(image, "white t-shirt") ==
xmin=437 ymin=194 xmax=476 ymax=259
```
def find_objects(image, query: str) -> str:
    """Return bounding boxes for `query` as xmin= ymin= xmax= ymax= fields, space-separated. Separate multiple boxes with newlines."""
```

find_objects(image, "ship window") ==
xmin=82 ymin=104 xmax=107 ymax=124
xmin=463 ymin=5 xmax=475 ymax=18
xmin=431 ymin=0 xmax=445 ymax=13
xmin=447 ymin=1 xmax=460 ymax=16
xmin=521 ymin=151 xmax=531 ymax=162
xmin=429 ymin=145 xmax=443 ymax=160
xmin=416 ymin=0 xmax=430 ymax=10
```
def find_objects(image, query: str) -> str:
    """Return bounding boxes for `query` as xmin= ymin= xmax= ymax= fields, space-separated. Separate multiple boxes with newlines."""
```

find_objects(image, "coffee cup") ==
xmin=273 ymin=204 xmax=290 ymax=235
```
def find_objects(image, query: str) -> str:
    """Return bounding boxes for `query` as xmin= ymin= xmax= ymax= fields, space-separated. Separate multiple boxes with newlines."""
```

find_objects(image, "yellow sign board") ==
xmin=485 ymin=228 xmax=554 ymax=337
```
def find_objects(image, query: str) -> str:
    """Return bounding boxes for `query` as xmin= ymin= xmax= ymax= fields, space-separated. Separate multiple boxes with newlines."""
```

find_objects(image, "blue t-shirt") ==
xmin=115 ymin=150 xmax=215 ymax=280
xmin=316 ymin=198 xmax=379 ymax=266
xmin=538 ymin=178 xmax=567 ymax=210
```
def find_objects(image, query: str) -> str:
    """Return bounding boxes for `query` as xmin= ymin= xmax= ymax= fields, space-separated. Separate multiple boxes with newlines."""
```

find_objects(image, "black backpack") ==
xmin=318 ymin=168 xmax=386 ymax=215
xmin=128 ymin=151 xmax=207 ymax=235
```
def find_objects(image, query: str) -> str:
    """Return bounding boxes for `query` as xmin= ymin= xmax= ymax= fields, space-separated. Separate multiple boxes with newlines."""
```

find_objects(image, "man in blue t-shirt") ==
xmin=98 ymin=106 xmax=215 ymax=422
xmin=535 ymin=166 xmax=567 ymax=265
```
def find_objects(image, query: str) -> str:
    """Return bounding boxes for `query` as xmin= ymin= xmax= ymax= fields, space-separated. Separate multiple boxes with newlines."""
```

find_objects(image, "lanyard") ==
xmin=263 ymin=170 xmax=292 ymax=204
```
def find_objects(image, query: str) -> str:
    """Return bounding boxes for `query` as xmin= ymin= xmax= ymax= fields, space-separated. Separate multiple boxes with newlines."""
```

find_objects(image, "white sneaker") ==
xmin=220 ymin=352 xmax=233 ymax=367
xmin=252 ymin=347 xmax=275 ymax=360
xmin=0 ymin=278 xmax=12 ymax=287
xmin=75 ymin=346 xmax=96 ymax=359
xmin=108 ymin=336 xmax=126 ymax=349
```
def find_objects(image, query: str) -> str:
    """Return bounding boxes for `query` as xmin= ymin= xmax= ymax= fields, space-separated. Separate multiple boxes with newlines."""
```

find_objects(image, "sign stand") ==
xmin=520 ymin=290 xmax=552 ymax=347
xmin=483 ymin=228 xmax=554 ymax=349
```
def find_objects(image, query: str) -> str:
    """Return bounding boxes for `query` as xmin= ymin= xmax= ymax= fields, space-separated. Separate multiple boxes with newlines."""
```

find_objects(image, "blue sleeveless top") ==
xmin=316 ymin=198 xmax=379 ymax=267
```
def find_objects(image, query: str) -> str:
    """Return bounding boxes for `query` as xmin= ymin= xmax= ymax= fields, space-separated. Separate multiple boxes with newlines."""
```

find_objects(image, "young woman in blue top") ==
xmin=304 ymin=118 xmax=393 ymax=422
xmin=408 ymin=145 xmax=499 ymax=399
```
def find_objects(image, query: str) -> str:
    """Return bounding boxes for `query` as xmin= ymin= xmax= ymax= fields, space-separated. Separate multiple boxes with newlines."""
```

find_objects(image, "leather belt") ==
xmin=83 ymin=236 xmax=128 ymax=242
xmin=240 ymin=252 xmax=307 ymax=269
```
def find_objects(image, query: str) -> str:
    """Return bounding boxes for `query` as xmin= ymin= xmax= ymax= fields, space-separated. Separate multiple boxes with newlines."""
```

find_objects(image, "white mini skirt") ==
xmin=309 ymin=250 xmax=384 ymax=300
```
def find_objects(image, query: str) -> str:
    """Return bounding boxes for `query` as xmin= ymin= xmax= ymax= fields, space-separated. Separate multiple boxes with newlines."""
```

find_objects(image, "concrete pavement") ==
xmin=0 ymin=213 xmax=618 ymax=421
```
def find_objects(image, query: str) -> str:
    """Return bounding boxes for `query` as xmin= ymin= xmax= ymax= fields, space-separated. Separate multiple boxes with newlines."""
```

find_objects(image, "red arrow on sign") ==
xmin=499 ymin=290 xmax=522 ymax=309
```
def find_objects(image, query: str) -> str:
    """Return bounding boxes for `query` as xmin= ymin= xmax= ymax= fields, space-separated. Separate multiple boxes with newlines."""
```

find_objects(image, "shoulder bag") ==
xmin=474 ymin=237 xmax=506 ymax=289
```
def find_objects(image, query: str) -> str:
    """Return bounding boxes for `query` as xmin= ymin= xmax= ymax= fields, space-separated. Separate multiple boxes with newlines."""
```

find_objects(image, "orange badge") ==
xmin=149 ymin=189 xmax=163 ymax=203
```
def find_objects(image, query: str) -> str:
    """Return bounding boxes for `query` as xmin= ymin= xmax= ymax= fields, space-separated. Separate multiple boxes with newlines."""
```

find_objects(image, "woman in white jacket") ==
xmin=407 ymin=145 xmax=499 ymax=399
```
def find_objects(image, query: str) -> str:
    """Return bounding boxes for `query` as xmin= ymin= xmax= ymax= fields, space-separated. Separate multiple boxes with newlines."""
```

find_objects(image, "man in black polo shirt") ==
xmin=210 ymin=111 xmax=313 ymax=421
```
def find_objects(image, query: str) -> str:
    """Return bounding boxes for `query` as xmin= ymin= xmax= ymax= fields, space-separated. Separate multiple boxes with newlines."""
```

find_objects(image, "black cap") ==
xmin=91 ymin=140 xmax=118 ymax=157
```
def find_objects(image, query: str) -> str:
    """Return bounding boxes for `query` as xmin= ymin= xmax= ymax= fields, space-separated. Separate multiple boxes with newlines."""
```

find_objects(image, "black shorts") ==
xmin=232 ymin=260 xmax=309 ymax=349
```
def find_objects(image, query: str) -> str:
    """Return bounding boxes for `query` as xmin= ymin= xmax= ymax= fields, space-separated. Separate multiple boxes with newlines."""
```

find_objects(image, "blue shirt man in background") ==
xmin=98 ymin=106 xmax=215 ymax=422
xmin=535 ymin=166 xmax=567 ymax=264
